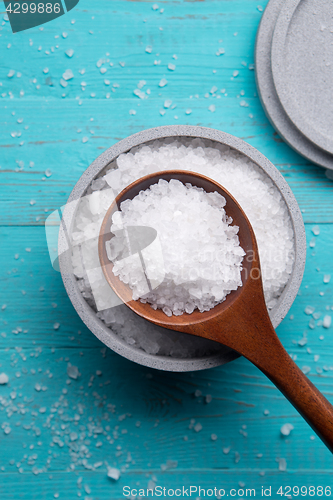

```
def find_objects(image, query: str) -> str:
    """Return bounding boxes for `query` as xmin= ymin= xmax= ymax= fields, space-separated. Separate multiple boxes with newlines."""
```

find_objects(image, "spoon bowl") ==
xmin=99 ymin=170 xmax=333 ymax=453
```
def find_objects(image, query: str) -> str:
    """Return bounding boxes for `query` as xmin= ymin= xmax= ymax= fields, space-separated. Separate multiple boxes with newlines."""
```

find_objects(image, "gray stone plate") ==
xmin=255 ymin=0 xmax=333 ymax=170
xmin=271 ymin=0 xmax=333 ymax=155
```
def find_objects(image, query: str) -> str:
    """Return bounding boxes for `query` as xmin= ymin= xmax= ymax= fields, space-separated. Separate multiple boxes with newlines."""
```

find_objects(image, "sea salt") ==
xmin=70 ymin=138 xmax=295 ymax=357
xmin=323 ymin=315 xmax=331 ymax=329
xmin=109 ymin=180 xmax=245 ymax=316
xmin=107 ymin=466 xmax=120 ymax=480
xmin=280 ymin=423 xmax=294 ymax=436
xmin=0 ymin=373 xmax=9 ymax=384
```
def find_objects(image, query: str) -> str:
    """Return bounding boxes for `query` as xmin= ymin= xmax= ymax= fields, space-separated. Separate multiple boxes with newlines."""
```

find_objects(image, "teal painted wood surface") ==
xmin=0 ymin=0 xmax=333 ymax=498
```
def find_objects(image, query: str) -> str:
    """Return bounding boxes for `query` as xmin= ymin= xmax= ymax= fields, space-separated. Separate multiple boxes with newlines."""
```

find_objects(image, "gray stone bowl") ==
xmin=59 ymin=125 xmax=306 ymax=372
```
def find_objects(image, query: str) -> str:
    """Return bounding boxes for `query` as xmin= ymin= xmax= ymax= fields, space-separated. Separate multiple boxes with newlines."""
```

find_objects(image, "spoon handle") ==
xmin=247 ymin=327 xmax=333 ymax=453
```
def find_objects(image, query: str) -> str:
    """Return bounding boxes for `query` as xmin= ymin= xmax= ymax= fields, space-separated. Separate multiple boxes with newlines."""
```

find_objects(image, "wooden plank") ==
xmin=2 ymin=469 xmax=333 ymax=500
xmin=1 ymin=224 xmax=332 ymax=349
xmin=0 ymin=346 xmax=332 ymax=485
xmin=1 ymin=99 xmax=332 ymax=225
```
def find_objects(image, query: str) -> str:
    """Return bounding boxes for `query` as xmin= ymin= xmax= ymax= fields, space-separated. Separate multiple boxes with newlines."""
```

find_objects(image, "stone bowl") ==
xmin=59 ymin=125 xmax=306 ymax=372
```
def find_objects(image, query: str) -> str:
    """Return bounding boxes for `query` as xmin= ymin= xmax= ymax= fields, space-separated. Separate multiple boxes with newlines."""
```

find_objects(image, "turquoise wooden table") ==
xmin=1 ymin=0 xmax=333 ymax=498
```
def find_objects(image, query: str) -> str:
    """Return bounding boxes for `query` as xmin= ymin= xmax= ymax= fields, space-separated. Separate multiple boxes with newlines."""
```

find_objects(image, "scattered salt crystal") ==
xmin=129 ymin=109 xmax=136 ymax=115
xmin=194 ymin=423 xmax=202 ymax=432
xmin=211 ymin=433 xmax=218 ymax=441
xmin=159 ymin=78 xmax=168 ymax=87
xmin=60 ymin=79 xmax=68 ymax=88
xmin=208 ymin=104 xmax=215 ymax=112
xmin=324 ymin=274 xmax=331 ymax=284
xmin=168 ymin=63 xmax=176 ymax=71
xmin=67 ymin=364 xmax=80 ymax=380
xmin=53 ymin=322 xmax=60 ymax=330
xmin=82 ymin=137 xmax=89 ymax=143
xmin=45 ymin=169 xmax=52 ymax=177
xmin=8 ymin=70 xmax=15 ymax=78
xmin=65 ymin=49 xmax=74 ymax=58
xmin=43 ymin=68 xmax=49 ymax=74
xmin=0 ymin=373 xmax=9 ymax=384
xmin=62 ymin=69 xmax=74 ymax=81
xmin=312 ymin=225 xmax=320 ymax=236
xmin=160 ymin=460 xmax=178 ymax=471
xmin=62 ymin=32 xmax=68 ymax=38
xmin=233 ymin=70 xmax=239 ymax=77
xmin=278 ymin=458 xmax=287 ymax=471
xmin=107 ymin=466 xmax=120 ymax=480
xmin=305 ymin=306 xmax=315 ymax=315
xmin=185 ymin=109 xmax=192 ymax=115
xmin=205 ymin=394 xmax=212 ymax=403
xmin=223 ymin=446 xmax=230 ymax=454
xmin=263 ymin=409 xmax=269 ymax=415
xmin=323 ymin=315 xmax=331 ymax=328
xmin=235 ymin=452 xmax=240 ymax=463
xmin=280 ymin=423 xmax=294 ymax=436
xmin=145 ymin=45 xmax=152 ymax=53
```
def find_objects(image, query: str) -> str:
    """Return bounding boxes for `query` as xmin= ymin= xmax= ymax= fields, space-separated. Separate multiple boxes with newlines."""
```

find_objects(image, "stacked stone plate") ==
xmin=255 ymin=0 xmax=333 ymax=173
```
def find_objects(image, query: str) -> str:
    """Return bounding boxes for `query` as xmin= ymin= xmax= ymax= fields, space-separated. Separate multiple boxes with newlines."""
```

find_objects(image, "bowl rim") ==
xmin=59 ymin=125 xmax=306 ymax=372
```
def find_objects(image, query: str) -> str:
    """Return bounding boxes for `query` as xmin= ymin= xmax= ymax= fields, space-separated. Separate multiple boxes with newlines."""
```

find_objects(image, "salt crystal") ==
xmin=305 ymin=306 xmax=315 ymax=315
xmin=67 ymin=364 xmax=80 ymax=380
xmin=194 ymin=423 xmax=202 ymax=432
xmin=145 ymin=45 xmax=152 ymax=53
xmin=208 ymin=104 xmax=215 ymax=112
xmin=159 ymin=78 xmax=167 ymax=87
xmin=223 ymin=446 xmax=230 ymax=454
xmin=0 ymin=373 xmax=9 ymax=384
xmin=62 ymin=69 xmax=74 ymax=81
xmin=45 ymin=169 xmax=52 ymax=177
xmin=323 ymin=315 xmax=331 ymax=329
xmin=168 ymin=63 xmax=176 ymax=71
xmin=278 ymin=458 xmax=287 ymax=471
xmin=312 ymin=225 xmax=320 ymax=236
xmin=280 ymin=423 xmax=294 ymax=436
xmin=233 ymin=70 xmax=239 ymax=77
xmin=8 ymin=70 xmax=15 ymax=78
xmin=107 ymin=466 xmax=120 ymax=480
xmin=211 ymin=433 xmax=218 ymax=441
xmin=324 ymin=274 xmax=331 ymax=284
xmin=65 ymin=49 xmax=74 ymax=58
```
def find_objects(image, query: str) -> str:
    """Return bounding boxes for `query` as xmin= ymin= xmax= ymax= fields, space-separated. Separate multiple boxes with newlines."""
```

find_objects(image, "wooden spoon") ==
xmin=99 ymin=170 xmax=333 ymax=452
